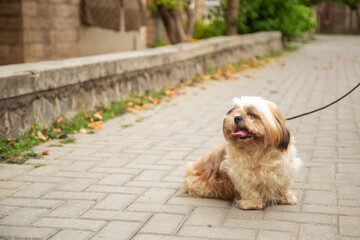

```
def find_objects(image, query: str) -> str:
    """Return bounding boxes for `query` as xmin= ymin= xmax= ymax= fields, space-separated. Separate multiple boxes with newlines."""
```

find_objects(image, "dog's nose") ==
xmin=234 ymin=116 xmax=243 ymax=125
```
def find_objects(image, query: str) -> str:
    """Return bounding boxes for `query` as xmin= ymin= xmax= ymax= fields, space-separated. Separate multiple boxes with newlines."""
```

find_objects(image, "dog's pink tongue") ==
xmin=230 ymin=130 xmax=249 ymax=138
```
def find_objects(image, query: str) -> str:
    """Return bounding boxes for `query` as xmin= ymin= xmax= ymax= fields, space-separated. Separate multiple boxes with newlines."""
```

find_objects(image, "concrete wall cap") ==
xmin=0 ymin=31 xmax=281 ymax=100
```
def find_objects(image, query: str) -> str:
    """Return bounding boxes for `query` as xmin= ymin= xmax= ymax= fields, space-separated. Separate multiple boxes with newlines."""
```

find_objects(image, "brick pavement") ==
xmin=0 ymin=35 xmax=359 ymax=239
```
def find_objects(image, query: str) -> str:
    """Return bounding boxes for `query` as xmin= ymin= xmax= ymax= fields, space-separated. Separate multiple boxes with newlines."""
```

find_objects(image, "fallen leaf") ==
xmin=177 ymin=83 xmax=186 ymax=89
xmin=80 ymin=128 xmax=87 ymax=134
xmin=6 ymin=138 xmax=12 ymax=142
xmin=149 ymin=98 xmax=161 ymax=104
xmin=186 ymin=116 xmax=192 ymax=120
xmin=59 ymin=134 xmax=68 ymax=139
xmin=225 ymin=64 xmax=234 ymax=71
xmin=84 ymin=114 xmax=91 ymax=120
xmin=165 ymin=90 xmax=173 ymax=96
xmin=73 ymin=130 xmax=78 ymax=134
xmin=134 ymin=105 xmax=142 ymax=110
xmin=53 ymin=128 xmax=62 ymax=133
xmin=42 ymin=150 xmax=49 ymax=155
xmin=126 ymin=107 xmax=135 ymax=113
xmin=267 ymin=80 xmax=273 ymax=84
xmin=94 ymin=113 xmax=103 ymax=120
xmin=88 ymin=121 xmax=103 ymax=129
xmin=36 ymin=131 xmax=47 ymax=141
xmin=244 ymin=73 xmax=252 ymax=78
xmin=56 ymin=116 xmax=64 ymax=124
xmin=201 ymin=86 xmax=207 ymax=90
xmin=270 ymin=90 xmax=278 ymax=94
xmin=142 ymin=103 xmax=150 ymax=108
xmin=127 ymin=102 xmax=134 ymax=107
xmin=202 ymin=74 xmax=211 ymax=81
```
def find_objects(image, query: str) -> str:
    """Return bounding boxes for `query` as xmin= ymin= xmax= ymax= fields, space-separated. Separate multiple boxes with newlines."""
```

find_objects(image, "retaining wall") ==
xmin=0 ymin=31 xmax=282 ymax=137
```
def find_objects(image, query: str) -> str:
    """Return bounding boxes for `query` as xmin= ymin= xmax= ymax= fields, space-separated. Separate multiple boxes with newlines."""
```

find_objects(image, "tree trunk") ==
xmin=157 ymin=1 xmax=194 ymax=44
xmin=184 ymin=2 xmax=195 ymax=39
xmin=226 ymin=0 xmax=240 ymax=35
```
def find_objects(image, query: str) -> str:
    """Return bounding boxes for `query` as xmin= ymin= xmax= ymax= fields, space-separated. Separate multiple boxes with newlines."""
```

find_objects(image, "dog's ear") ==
xmin=278 ymin=124 xmax=291 ymax=150
xmin=265 ymin=100 xmax=291 ymax=150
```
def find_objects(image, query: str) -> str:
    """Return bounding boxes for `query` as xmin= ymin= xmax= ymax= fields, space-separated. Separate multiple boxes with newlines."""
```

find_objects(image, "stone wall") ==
xmin=0 ymin=31 xmax=282 ymax=137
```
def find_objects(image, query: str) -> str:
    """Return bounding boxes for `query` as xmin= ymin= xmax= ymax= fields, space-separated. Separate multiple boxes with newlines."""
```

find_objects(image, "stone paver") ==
xmin=0 ymin=35 xmax=359 ymax=239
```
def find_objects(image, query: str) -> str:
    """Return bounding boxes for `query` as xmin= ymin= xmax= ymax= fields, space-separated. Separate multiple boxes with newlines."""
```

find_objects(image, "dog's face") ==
xmin=223 ymin=96 xmax=290 ymax=151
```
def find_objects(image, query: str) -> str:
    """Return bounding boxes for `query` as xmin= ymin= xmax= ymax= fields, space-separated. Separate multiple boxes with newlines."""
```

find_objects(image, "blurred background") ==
xmin=0 ymin=0 xmax=359 ymax=66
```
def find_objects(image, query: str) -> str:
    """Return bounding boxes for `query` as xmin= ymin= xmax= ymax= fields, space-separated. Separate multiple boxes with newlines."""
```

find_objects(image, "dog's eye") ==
xmin=247 ymin=113 xmax=258 ymax=118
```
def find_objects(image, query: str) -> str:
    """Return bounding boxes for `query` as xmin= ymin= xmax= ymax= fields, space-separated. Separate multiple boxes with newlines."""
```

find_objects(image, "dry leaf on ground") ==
xmin=42 ymin=150 xmax=49 ymax=155
xmin=94 ymin=113 xmax=103 ymax=120
xmin=88 ymin=121 xmax=103 ymax=129
xmin=53 ymin=128 xmax=62 ymax=133
xmin=80 ymin=128 xmax=87 ymax=134
xmin=36 ymin=131 xmax=47 ymax=141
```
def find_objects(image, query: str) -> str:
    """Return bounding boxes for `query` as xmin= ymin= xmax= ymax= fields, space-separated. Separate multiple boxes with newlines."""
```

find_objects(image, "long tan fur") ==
xmin=183 ymin=96 xmax=301 ymax=210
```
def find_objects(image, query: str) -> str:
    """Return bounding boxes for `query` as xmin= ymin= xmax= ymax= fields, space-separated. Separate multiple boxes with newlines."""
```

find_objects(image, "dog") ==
xmin=183 ymin=96 xmax=301 ymax=210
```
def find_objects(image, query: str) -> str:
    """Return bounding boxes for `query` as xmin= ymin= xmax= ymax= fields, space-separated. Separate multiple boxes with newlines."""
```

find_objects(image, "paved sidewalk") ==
xmin=0 ymin=35 xmax=359 ymax=240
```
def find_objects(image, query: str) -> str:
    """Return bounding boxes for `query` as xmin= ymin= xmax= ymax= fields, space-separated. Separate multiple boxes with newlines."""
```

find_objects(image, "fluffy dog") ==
xmin=183 ymin=96 xmax=301 ymax=210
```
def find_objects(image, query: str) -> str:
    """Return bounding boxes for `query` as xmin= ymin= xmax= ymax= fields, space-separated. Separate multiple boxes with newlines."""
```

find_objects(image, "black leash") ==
xmin=286 ymin=82 xmax=360 ymax=121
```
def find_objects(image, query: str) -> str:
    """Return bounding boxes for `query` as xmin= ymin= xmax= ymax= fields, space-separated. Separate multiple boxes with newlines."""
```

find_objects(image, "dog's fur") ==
xmin=183 ymin=96 xmax=301 ymax=210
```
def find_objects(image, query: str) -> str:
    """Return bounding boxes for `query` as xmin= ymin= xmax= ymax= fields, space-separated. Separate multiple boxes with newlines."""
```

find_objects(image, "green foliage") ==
xmin=193 ymin=3 xmax=226 ymax=39
xmin=151 ymin=40 xmax=167 ymax=48
xmin=237 ymin=0 xmax=317 ymax=40
xmin=193 ymin=20 xmax=225 ymax=39
xmin=339 ymin=0 xmax=359 ymax=10
xmin=299 ymin=0 xmax=331 ymax=6
xmin=150 ymin=0 xmax=186 ymax=9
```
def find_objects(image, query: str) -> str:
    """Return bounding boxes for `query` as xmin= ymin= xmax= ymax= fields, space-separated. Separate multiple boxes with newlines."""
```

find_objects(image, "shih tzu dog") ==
xmin=183 ymin=96 xmax=301 ymax=210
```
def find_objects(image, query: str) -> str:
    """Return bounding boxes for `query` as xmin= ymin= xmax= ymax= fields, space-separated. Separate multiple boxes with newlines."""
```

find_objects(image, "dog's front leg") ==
xmin=276 ymin=192 xmax=298 ymax=205
xmin=236 ymin=199 xmax=265 ymax=210
xmin=235 ymin=191 xmax=265 ymax=210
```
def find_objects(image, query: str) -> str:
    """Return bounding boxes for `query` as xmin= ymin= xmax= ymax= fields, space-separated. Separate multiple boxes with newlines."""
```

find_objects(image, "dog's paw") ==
xmin=236 ymin=199 xmax=265 ymax=210
xmin=277 ymin=192 xmax=298 ymax=205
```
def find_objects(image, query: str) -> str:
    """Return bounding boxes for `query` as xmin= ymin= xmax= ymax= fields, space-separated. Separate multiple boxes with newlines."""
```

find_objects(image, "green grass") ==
xmin=59 ymin=137 xmax=76 ymax=144
xmin=151 ymin=40 xmax=167 ymax=48
xmin=267 ymin=47 xmax=283 ymax=57
xmin=135 ymin=116 xmax=151 ymax=123
xmin=121 ymin=123 xmax=134 ymax=128
xmin=34 ymin=163 xmax=46 ymax=168
xmin=0 ymin=89 xmax=169 ymax=164
xmin=284 ymin=44 xmax=299 ymax=52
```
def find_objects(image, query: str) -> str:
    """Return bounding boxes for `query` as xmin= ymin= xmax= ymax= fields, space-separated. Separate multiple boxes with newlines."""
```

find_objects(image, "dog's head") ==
xmin=223 ymin=96 xmax=291 ymax=151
